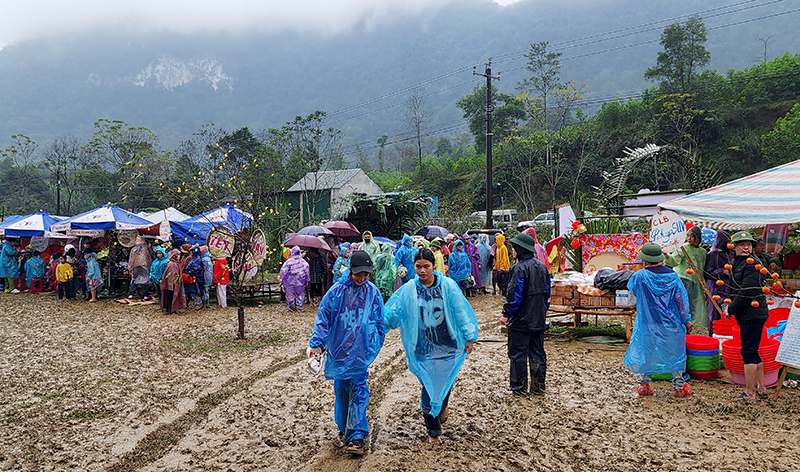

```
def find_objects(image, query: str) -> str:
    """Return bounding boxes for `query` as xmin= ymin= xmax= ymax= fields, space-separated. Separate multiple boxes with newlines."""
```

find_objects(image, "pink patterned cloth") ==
xmin=579 ymin=233 xmax=649 ymax=263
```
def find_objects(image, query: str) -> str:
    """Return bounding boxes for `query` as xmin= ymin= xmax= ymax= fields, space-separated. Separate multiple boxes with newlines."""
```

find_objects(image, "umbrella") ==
xmin=284 ymin=234 xmax=332 ymax=252
xmin=415 ymin=225 xmax=449 ymax=239
xmin=373 ymin=236 xmax=396 ymax=249
xmin=0 ymin=210 xmax=59 ymax=237
xmin=322 ymin=220 xmax=360 ymax=237
xmin=297 ymin=225 xmax=335 ymax=236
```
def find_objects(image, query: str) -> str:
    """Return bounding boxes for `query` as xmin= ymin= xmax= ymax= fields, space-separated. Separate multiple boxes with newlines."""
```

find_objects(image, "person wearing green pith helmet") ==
xmin=665 ymin=225 xmax=708 ymax=329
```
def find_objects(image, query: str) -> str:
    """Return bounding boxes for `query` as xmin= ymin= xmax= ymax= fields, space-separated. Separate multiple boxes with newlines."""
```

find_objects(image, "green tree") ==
xmin=456 ymin=83 xmax=524 ymax=152
xmin=762 ymin=103 xmax=800 ymax=167
xmin=644 ymin=15 xmax=710 ymax=93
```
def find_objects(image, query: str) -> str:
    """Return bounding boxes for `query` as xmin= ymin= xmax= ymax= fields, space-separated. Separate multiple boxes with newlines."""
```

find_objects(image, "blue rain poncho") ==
xmin=309 ymin=277 xmax=386 ymax=380
xmin=0 ymin=240 xmax=20 ymax=278
xmin=623 ymin=266 xmax=690 ymax=375
xmin=149 ymin=247 xmax=168 ymax=285
xmin=394 ymin=234 xmax=417 ymax=284
xmin=447 ymin=240 xmax=472 ymax=283
xmin=24 ymin=255 xmax=46 ymax=286
xmin=332 ymin=244 xmax=351 ymax=279
xmin=84 ymin=252 xmax=104 ymax=292
xmin=383 ymin=272 xmax=479 ymax=417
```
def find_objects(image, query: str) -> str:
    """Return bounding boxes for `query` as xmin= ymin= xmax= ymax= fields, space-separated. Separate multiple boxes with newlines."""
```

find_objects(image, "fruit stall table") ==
xmin=549 ymin=283 xmax=636 ymax=342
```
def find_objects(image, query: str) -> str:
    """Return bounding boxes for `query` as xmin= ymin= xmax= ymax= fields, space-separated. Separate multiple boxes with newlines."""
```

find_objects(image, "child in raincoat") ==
xmin=280 ymin=246 xmax=310 ymax=311
xmin=624 ymin=242 xmax=693 ymax=397
xmin=308 ymin=250 xmax=385 ymax=456
xmin=84 ymin=252 xmax=104 ymax=302
xmin=384 ymin=248 xmax=478 ymax=444
xmin=24 ymin=251 xmax=46 ymax=290
xmin=55 ymin=255 xmax=73 ymax=300
xmin=213 ymin=257 xmax=230 ymax=309
xmin=149 ymin=247 xmax=168 ymax=298
xmin=332 ymin=244 xmax=351 ymax=280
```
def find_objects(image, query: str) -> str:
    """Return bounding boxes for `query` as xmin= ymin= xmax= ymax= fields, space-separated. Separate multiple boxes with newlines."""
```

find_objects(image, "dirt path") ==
xmin=1 ymin=292 xmax=800 ymax=471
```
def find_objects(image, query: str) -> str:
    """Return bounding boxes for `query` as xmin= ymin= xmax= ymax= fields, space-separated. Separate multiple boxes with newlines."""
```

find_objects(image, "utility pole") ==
xmin=474 ymin=59 xmax=500 ymax=230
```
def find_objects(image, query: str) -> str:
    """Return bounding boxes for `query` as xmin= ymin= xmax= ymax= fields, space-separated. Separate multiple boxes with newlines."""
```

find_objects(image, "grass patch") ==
xmin=66 ymin=409 xmax=115 ymax=421
xmin=548 ymin=325 xmax=627 ymax=340
xmin=689 ymin=399 xmax=766 ymax=421
xmin=167 ymin=330 xmax=290 ymax=355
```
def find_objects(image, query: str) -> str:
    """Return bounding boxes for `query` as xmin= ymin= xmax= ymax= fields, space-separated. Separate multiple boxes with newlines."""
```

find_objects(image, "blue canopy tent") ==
xmin=170 ymin=204 xmax=254 ymax=245
xmin=50 ymin=204 xmax=155 ymax=232
xmin=0 ymin=211 xmax=60 ymax=237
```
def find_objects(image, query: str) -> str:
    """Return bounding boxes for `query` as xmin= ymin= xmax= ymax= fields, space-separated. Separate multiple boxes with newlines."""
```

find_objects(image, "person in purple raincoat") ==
xmin=703 ymin=230 xmax=732 ymax=335
xmin=462 ymin=233 xmax=483 ymax=296
xmin=280 ymin=246 xmax=311 ymax=311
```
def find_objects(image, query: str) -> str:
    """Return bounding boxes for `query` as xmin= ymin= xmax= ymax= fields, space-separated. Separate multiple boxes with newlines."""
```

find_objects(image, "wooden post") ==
xmin=773 ymin=364 xmax=800 ymax=399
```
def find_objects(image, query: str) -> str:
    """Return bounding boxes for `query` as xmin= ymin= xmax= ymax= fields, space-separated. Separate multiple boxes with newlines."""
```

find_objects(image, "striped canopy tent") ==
xmin=659 ymin=159 xmax=800 ymax=230
xmin=50 ymin=204 xmax=155 ymax=232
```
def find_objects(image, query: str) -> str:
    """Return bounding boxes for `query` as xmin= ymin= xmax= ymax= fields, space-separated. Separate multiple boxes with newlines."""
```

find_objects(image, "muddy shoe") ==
xmin=511 ymin=389 xmax=528 ymax=397
xmin=636 ymin=383 xmax=654 ymax=396
xmin=345 ymin=438 xmax=365 ymax=456
xmin=673 ymin=383 xmax=691 ymax=397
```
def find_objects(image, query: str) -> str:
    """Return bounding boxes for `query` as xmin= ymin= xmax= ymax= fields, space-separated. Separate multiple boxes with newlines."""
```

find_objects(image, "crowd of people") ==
xmin=0 ymin=236 xmax=230 ymax=313
xmin=302 ymin=229 xmax=551 ymax=454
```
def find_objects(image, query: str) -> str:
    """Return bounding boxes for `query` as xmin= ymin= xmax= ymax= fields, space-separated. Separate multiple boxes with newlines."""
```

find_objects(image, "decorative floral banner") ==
xmin=579 ymin=233 xmax=649 ymax=263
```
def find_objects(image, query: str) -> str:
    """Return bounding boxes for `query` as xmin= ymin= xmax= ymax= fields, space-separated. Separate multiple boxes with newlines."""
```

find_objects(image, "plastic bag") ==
xmin=594 ymin=268 xmax=634 ymax=291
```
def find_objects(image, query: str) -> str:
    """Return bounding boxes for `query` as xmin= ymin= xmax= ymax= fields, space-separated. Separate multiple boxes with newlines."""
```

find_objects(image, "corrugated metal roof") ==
xmin=287 ymin=169 xmax=362 ymax=192
xmin=659 ymin=159 xmax=800 ymax=230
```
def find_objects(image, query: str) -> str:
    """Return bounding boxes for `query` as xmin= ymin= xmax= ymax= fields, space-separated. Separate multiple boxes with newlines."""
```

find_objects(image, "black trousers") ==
xmin=507 ymin=329 xmax=546 ymax=392
xmin=421 ymin=386 xmax=451 ymax=438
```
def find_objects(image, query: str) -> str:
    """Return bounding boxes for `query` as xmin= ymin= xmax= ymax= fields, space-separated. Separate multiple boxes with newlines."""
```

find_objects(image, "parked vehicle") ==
xmin=517 ymin=212 xmax=554 ymax=231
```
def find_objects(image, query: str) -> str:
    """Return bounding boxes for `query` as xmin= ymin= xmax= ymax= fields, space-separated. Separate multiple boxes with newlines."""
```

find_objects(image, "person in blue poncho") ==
xmin=84 ymin=252 xmax=104 ymax=302
xmin=446 ymin=239 xmax=472 ymax=295
xmin=149 ymin=247 xmax=168 ymax=300
xmin=394 ymin=234 xmax=416 ymax=285
xmin=332 ymin=244 xmax=351 ymax=280
xmin=0 ymin=239 xmax=20 ymax=292
xmin=384 ymin=248 xmax=478 ymax=445
xmin=24 ymin=251 xmax=46 ymax=290
xmin=308 ymin=250 xmax=385 ymax=456
xmin=624 ymin=242 xmax=693 ymax=398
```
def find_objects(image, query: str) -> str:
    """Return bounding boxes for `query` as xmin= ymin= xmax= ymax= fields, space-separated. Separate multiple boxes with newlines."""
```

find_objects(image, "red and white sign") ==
xmin=649 ymin=210 xmax=686 ymax=255
xmin=117 ymin=229 xmax=139 ymax=248
xmin=250 ymin=229 xmax=267 ymax=265
xmin=207 ymin=226 xmax=235 ymax=259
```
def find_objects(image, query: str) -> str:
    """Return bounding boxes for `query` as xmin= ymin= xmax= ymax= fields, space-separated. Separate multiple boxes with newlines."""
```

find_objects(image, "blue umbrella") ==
xmin=415 ymin=225 xmax=449 ymax=239
xmin=373 ymin=236 xmax=396 ymax=249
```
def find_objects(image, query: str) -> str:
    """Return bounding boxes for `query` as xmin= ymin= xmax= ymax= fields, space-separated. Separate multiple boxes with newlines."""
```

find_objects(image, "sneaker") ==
xmin=11 ymin=289 xmax=20 ymax=294
xmin=673 ymin=383 xmax=691 ymax=397
xmin=530 ymin=383 xmax=545 ymax=396
xmin=636 ymin=383 xmax=654 ymax=396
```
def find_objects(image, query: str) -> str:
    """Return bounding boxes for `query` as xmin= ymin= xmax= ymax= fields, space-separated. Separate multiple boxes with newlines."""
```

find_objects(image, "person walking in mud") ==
xmin=500 ymin=233 xmax=551 ymax=396
xmin=383 ymin=248 xmax=478 ymax=444
xmin=308 ymin=250 xmax=385 ymax=456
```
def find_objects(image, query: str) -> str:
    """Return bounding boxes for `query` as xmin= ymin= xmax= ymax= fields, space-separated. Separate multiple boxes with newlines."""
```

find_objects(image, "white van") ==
xmin=470 ymin=209 xmax=518 ymax=229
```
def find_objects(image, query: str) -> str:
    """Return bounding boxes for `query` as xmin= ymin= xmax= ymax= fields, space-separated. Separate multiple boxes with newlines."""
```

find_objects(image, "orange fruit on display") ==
xmin=796 ymin=301 xmax=800 ymax=308
xmin=772 ymin=273 xmax=780 ymax=279
xmin=760 ymin=267 xmax=769 ymax=274
xmin=762 ymin=287 xmax=771 ymax=294
xmin=774 ymin=281 xmax=783 ymax=288
xmin=767 ymin=300 xmax=775 ymax=306
xmin=716 ymin=280 xmax=725 ymax=286
xmin=754 ymin=264 xmax=762 ymax=270
xmin=724 ymin=264 xmax=732 ymax=270
xmin=712 ymin=295 xmax=721 ymax=301
xmin=723 ymin=298 xmax=732 ymax=304
xmin=686 ymin=268 xmax=694 ymax=275
xmin=746 ymin=257 xmax=755 ymax=264
xmin=751 ymin=301 xmax=760 ymax=308
xmin=727 ymin=243 xmax=735 ymax=249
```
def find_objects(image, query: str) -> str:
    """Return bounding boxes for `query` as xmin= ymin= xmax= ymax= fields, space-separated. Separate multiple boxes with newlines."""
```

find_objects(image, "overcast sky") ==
xmin=0 ymin=0 xmax=521 ymax=48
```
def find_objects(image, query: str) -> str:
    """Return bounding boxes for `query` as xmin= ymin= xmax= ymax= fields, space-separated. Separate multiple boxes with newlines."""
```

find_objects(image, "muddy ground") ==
xmin=1 ymin=291 xmax=800 ymax=472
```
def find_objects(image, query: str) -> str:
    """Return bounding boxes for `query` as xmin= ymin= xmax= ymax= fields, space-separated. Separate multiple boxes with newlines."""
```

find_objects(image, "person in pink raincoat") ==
xmin=280 ymin=246 xmax=311 ymax=311
xmin=160 ymin=249 xmax=187 ymax=314
xmin=522 ymin=227 xmax=550 ymax=268
xmin=462 ymin=233 xmax=483 ymax=296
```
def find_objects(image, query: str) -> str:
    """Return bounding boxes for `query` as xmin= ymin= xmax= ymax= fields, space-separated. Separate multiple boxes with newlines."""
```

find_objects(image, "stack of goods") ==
xmin=549 ymin=283 xmax=616 ymax=307
xmin=549 ymin=283 xmax=580 ymax=306
xmin=712 ymin=318 xmax=736 ymax=356
xmin=685 ymin=335 xmax=721 ymax=380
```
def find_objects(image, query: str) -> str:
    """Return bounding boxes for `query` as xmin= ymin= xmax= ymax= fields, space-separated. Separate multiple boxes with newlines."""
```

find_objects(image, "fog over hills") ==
xmin=1 ymin=0 xmax=798 ymax=157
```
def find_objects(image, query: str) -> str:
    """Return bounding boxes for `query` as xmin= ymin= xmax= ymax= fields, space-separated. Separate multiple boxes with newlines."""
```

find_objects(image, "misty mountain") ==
xmin=1 ymin=0 xmax=798 ymax=157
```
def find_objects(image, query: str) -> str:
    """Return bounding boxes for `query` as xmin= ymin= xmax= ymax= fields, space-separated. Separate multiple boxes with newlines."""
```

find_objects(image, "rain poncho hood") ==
xmin=522 ymin=227 xmax=550 ymax=267
xmin=623 ymin=266 xmax=690 ymax=375
xmin=394 ymin=234 xmax=417 ymax=284
xmin=333 ymin=244 xmax=351 ymax=279
xmin=360 ymin=231 xmax=381 ymax=259
xmin=309 ymin=277 xmax=385 ymax=380
xmin=493 ymin=234 xmax=510 ymax=271
xmin=280 ymin=246 xmax=310 ymax=288
xmin=447 ymin=240 xmax=472 ymax=283
xmin=149 ymin=247 xmax=168 ymax=285
xmin=0 ymin=240 xmax=20 ymax=278
xmin=384 ymin=272 xmax=479 ymax=417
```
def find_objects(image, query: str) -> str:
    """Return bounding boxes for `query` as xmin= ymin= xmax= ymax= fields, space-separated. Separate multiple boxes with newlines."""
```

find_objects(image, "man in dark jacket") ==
xmin=307 ymin=247 xmax=328 ymax=307
xmin=501 ymin=233 xmax=551 ymax=396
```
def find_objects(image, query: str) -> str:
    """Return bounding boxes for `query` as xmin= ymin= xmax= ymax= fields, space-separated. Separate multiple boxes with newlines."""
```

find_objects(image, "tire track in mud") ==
xmin=105 ymin=353 xmax=305 ymax=472
xmin=301 ymin=345 xmax=408 ymax=471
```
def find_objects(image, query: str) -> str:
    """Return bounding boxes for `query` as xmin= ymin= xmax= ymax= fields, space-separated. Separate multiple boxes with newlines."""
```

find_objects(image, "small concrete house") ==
xmin=286 ymin=169 xmax=383 ymax=225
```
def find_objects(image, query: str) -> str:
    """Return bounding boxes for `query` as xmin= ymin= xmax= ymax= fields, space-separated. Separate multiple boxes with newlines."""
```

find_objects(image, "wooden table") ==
xmin=548 ymin=305 xmax=636 ymax=342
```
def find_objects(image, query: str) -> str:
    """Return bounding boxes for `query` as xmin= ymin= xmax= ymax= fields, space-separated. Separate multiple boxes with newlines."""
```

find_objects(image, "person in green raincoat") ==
xmin=360 ymin=231 xmax=381 ymax=259
xmin=373 ymin=243 xmax=396 ymax=300
xmin=665 ymin=225 xmax=708 ymax=328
